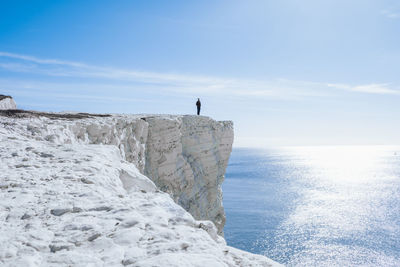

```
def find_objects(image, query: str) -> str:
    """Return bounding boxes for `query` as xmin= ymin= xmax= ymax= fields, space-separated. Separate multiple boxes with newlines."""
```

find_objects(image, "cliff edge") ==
xmin=0 ymin=95 xmax=17 ymax=110
xmin=144 ymin=116 xmax=233 ymax=234
xmin=0 ymin=110 xmax=232 ymax=234
xmin=0 ymin=110 xmax=281 ymax=266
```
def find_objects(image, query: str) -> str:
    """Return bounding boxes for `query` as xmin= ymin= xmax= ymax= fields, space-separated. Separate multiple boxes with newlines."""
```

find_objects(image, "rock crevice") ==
xmin=0 ymin=112 xmax=233 ymax=233
xmin=144 ymin=115 xmax=233 ymax=234
xmin=0 ymin=95 xmax=17 ymax=110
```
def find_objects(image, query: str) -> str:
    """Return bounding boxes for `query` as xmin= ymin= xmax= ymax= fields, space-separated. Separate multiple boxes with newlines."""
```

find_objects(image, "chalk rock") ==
xmin=0 ymin=113 xmax=282 ymax=266
xmin=144 ymin=115 xmax=233 ymax=234
xmin=0 ymin=95 xmax=16 ymax=110
xmin=0 ymin=112 xmax=232 ymax=234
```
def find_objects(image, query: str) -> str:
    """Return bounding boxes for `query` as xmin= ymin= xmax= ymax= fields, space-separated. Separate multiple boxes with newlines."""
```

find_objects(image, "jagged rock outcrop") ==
xmin=0 ymin=95 xmax=17 ymax=110
xmin=0 ymin=111 xmax=233 ymax=234
xmin=0 ymin=118 xmax=280 ymax=266
xmin=144 ymin=116 xmax=233 ymax=234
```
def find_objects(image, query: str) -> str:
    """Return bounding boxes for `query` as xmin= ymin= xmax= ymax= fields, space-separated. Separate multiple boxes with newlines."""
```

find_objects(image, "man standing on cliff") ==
xmin=196 ymin=98 xmax=201 ymax=115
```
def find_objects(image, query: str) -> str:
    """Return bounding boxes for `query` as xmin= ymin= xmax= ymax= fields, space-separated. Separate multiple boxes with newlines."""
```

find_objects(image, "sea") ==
xmin=223 ymin=146 xmax=400 ymax=266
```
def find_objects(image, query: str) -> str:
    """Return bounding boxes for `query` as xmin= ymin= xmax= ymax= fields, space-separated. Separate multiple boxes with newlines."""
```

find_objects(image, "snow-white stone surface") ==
xmin=0 ymin=95 xmax=17 ymax=110
xmin=0 ymin=113 xmax=232 ymax=234
xmin=0 ymin=113 xmax=282 ymax=266
xmin=144 ymin=116 xmax=233 ymax=234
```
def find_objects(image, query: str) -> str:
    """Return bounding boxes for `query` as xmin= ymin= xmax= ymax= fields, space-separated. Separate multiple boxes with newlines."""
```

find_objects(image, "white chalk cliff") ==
xmin=0 ymin=95 xmax=17 ymax=110
xmin=0 ymin=110 xmax=281 ymax=266
xmin=144 ymin=116 xmax=233 ymax=234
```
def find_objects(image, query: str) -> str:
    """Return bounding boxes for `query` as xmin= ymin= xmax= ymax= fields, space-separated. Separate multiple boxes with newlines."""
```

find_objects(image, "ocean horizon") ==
xmin=223 ymin=146 xmax=400 ymax=266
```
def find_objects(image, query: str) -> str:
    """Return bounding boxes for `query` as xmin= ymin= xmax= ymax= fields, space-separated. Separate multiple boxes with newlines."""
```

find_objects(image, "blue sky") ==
xmin=1 ymin=0 xmax=400 ymax=146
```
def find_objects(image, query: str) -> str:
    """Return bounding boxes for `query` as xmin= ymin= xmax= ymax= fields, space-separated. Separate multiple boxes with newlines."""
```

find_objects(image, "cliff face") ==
xmin=0 ymin=95 xmax=17 ymax=110
xmin=1 ymin=111 xmax=233 ymax=234
xmin=0 ymin=113 xmax=281 ymax=266
xmin=144 ymin=116 xmax=233 ymax=234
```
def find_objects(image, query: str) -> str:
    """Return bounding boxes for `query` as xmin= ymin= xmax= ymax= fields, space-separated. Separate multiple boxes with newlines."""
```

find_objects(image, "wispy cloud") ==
xmin=381 ymin=7 xmax=400 ymax=19
xmin=328 ymin=83 xmax=400 ymax=95
xmin=0 ymin=51 xmax=226 ymax=85
xmin=0 ymin=52 xmax=88 ymax=67
xmin=0 ymin=51 xmax=399 ymax=101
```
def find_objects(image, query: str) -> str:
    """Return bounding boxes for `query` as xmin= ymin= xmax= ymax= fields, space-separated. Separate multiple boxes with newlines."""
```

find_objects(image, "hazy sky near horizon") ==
xmin=1 ymin=0 xmax=400 ymax=146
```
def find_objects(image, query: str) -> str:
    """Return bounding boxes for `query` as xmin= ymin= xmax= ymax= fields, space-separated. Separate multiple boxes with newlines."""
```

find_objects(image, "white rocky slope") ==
xmin=0 ymin=95 xmax=17 ymax=110
xmin=144 ymin=116 xmax=233 ymax=233
xmin=1 ymin=112 xmax=232 ymax=234
xmin=0 ymin=111 xmax=282 ymax=266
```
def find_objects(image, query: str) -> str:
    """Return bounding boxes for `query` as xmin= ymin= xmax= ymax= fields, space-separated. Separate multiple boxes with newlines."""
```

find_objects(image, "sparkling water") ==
xmin=223 ymin=146 xmax=400 ymax=266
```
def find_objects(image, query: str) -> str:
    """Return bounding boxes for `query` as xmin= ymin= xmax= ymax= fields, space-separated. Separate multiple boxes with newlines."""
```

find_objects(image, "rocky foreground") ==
xmin=0 ymin=95 xmax=17 ymax=110
xmin=0 ymin=110 xmax=282 ymax=266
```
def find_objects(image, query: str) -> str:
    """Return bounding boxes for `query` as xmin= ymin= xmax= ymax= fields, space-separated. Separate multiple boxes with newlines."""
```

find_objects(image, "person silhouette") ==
xmin=196 ymin=98 xmax=201 ymax=115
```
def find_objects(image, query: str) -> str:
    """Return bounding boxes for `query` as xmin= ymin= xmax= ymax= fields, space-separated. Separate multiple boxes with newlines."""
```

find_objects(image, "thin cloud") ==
xmin=0 ymin=51 xmax=225 ymax=85
xmin=328 ymin=83 xmax=400 ymax=95
xmin=381 ymin=7 xmax=400 ymax=19
xmin=0 ymin=52 xmax=88 ymax=68
xmin=352 ymin=84 xmax=400 ymax=94
xmin=0 ymin=51 xmax=399 ymax=100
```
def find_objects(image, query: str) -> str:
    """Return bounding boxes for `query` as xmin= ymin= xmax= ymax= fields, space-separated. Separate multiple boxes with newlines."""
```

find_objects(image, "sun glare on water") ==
xmin=257 ymin=146 xmax=400 ymax=266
